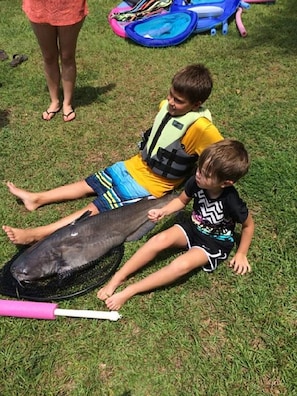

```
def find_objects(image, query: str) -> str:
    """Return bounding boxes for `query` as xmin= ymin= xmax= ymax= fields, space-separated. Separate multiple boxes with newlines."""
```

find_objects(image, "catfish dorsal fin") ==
xmin=70 ymin=210 xmax=92 ymax=225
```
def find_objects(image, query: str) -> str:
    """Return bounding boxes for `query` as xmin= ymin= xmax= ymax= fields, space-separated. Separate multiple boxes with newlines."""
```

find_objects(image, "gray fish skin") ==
xmin=10 ymin=194 xmax=175 ymax=283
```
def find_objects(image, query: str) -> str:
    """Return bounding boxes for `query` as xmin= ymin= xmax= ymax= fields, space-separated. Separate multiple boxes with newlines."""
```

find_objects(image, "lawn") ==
xmin=0 ymin=0 xmax=296 ymax=395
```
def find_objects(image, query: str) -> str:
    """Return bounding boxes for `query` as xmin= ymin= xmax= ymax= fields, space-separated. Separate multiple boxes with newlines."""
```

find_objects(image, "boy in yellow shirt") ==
xmin=3 ymin=64 xmax=223 ymax=245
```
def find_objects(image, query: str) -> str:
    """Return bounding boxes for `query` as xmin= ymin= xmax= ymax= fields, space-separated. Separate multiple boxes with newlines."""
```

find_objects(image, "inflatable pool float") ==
xmin=125 ymin=11 xmax=198 ymax=47
xmin=108 ymin=0 xmax=249 ymax=45
xmin=108 ymin=0 xmax=172 ymax=38
xmin=171 ymin=0 xmax=242 ymax=35
xmin=108 ymin=2 xmax=133 ymax=38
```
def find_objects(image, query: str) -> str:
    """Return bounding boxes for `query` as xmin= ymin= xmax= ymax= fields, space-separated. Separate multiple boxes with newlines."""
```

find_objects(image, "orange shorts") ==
xmin=22 ymin=0 xmax=88 ymax=26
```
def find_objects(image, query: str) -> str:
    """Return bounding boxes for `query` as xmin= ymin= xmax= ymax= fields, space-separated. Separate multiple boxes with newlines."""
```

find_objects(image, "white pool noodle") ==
xmin=54 ymin=308 xmax=122 ymax=321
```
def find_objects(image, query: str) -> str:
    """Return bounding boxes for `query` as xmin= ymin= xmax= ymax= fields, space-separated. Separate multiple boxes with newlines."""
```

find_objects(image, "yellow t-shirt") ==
xmin=124 ymin=103 xmax=223 ymax=197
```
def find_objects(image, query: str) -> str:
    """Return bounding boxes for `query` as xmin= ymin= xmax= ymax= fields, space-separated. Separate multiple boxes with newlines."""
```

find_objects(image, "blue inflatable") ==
xmin=109 ymin=0 xmax=245 ymax=47
xmin=125 ymin=11 xmax=198 ymax=47
xmin=170 ymin=0 xmax=242 ymax=35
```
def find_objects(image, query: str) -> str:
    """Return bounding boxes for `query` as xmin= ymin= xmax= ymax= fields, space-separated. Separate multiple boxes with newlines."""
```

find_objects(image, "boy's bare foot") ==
xmin=2 ymin=225 xmax=37 ymax=245
xmin=97 ymin=281 xmax=120 ymax=301
xmin=6 ymin=181 xmax=40 ymax=211
xmin=105 ymin=290 xmax=132 ymax=311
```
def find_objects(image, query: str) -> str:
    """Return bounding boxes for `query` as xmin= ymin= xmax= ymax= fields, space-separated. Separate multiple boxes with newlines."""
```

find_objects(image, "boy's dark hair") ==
xmin=171 ymin=64 xmax=213 ymax=104
xmin=198 ymin=139 xmax=250 ymax=182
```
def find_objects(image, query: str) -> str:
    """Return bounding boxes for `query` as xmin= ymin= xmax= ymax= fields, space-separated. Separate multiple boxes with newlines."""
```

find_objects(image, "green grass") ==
xmin=0 ymin=0 xmax=297 ymax=395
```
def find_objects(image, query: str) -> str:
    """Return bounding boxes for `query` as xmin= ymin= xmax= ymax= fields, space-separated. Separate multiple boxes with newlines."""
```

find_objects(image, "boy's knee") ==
xmin=151 ymin=232 xmax=170 ymax=246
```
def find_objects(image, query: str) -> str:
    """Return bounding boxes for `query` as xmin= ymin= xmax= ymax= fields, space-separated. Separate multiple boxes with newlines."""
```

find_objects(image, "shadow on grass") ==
xmin=74 ymin=82 xmax=116 ymax=107
xmin=245 ymin=0 xmax=297 ymax=54
xmin=0 ymin=109 xmax=9 ymax=128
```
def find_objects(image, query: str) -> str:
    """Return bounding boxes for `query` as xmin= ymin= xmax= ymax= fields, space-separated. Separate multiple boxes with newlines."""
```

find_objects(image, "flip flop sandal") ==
xmin=63 ymin=110 xmax=76 ymax=122
xmin=0 ymin=49 xmax=8 ymax=61
xmin=42 ymin=107 xmax=62 ymax=121
xmin=10 ymin=54 xmax=28 ymax=67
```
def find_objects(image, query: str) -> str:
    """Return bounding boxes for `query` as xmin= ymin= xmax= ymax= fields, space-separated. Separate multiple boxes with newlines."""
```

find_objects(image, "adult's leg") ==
xmin=5 ymin=180 xmax=95 ymax=211
xmin=105 ymin=246 xmax=208 ymax=310
xmin=30 ymin=22 xmax=61 ymax=120
xmin=57 ymin=19 xmax=85 ymax=121
xmin=2 ymin=201 xmax=99 ymax=245
xmin=97 ymin=225 xmax=188 ymax=300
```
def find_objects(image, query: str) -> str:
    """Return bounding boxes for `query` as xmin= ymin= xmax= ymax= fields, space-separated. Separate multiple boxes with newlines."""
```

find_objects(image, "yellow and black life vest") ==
xmin=140 ymin=101 xmax=212 ymax=179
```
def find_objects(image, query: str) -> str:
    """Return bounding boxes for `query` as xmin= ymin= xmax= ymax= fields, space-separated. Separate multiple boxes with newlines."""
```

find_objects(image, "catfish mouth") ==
xmin=11 ymin=265 xmax=59 ymax=287
xmin=12 ymin=273 xmax=53 ymax=288
xmin=11 ymin=268 xmax=46 ymax=286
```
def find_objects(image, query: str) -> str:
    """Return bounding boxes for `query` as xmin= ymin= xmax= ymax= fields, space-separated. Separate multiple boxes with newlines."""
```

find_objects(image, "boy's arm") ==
xmin=148 ymin=191 xmax=191 ymax=222
xmin=229 ymin=213 xmax=255 ymax=275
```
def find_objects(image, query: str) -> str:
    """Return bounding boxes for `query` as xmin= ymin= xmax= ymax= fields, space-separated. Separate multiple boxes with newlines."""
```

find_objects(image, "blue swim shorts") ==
xmin=85 ymin=161 xmax=151 ymax=212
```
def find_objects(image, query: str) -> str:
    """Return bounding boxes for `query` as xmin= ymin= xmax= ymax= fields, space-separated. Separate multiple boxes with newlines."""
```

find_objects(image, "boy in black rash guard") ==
xmin=98 ymin=139 xmax=255 ymax=310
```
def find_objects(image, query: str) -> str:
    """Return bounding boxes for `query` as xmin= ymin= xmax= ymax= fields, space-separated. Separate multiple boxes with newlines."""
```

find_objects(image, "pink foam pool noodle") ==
xmin=236 ymin=7 xmax=247 ymax=37
xmin=0 ymin=299 xmax=121 ymax=321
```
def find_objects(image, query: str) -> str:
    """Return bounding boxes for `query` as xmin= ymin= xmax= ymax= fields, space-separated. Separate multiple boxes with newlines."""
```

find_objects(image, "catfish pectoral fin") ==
xmin=70 ymin=210 xmax=92 ymax=225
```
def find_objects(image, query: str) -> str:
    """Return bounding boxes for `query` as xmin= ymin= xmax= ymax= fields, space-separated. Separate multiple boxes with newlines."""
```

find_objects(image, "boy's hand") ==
xmin=229 ymin=253 xmax=251 ymax=275
xmin=148 ymin=209 xmax=164 ymax=222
